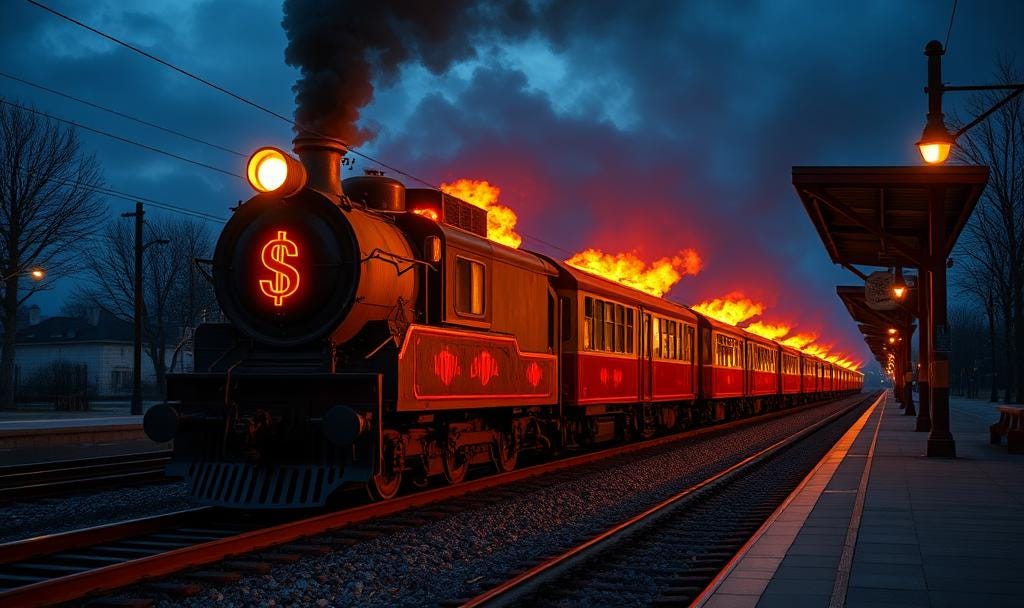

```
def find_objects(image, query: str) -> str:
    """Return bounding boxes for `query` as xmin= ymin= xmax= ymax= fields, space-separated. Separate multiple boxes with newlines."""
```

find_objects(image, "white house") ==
xmin=14 ymin=306 xmax=176 ymax=398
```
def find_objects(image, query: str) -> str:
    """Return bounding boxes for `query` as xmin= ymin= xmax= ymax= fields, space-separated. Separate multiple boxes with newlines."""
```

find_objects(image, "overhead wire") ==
xmin=944 ymin=0 xmax=958 ymax=52
xmin=4 ymin=161 xmax=229 ymax=224
xmin=20 ymin=0 xmax=573 ymax=256
xmin=0 ymin=71 xmax=246 ymax=157
xmin=0 ymin=99 xmax=242 ymax=179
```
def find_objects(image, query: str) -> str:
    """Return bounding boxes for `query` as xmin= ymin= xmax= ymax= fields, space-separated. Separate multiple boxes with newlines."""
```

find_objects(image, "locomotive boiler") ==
xmin=145 ymin=135 xmax=862 ymax=509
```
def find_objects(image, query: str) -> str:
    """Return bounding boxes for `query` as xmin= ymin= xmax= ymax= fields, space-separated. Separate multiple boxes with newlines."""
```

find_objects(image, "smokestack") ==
xmin=292 ymin=134 xmax=348 ymax=197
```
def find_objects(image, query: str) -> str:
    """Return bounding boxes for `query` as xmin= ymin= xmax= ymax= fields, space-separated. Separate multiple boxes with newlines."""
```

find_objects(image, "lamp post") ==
xmin=122 ymin=202 xmax=169 ymax=416
xmin=916 ymin=40 xmax=1024 ymax=164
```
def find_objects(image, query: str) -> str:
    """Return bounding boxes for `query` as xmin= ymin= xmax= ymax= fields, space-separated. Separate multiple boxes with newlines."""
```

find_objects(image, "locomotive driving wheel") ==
xmin=368 ymin=430 xmax=403 ymax=501
xmin=442 ymin=441 xmax=468 ymax=484
xmin=492 ymin=430 xmax=518 ymax=473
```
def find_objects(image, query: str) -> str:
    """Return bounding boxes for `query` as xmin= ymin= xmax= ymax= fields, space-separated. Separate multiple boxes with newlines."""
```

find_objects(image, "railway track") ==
xmin=459 ymin=391 xmax=883 ymax=607
xmin=0 ymin=450 xmax=172 ymax=503
xmin=0 ymin=394 xmax=872 ymax=607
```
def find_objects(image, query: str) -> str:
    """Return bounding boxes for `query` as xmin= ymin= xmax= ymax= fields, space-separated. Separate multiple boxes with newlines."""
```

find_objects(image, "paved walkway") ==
xmin=697 ymin=393 xmax=1024 ymax=608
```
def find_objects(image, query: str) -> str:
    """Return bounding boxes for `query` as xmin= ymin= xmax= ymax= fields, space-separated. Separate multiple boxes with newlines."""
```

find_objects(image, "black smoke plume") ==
xmin=282 ymin=0 xmax=537 ymax=146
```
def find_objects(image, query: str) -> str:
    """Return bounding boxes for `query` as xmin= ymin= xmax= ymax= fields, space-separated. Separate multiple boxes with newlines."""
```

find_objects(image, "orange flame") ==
xmin=440 ymin=179 xmax=522 ymax=248
xmin=412 ymin=208 xmax=439 ymax=221
xmin=744 ymin=321 xmax=791 ymax=341
xmin=565 ymin=248 xmax=702 ymax=297
xmin=692 ymin=291 xmax=765 ymax=326
xmin=780 ymin=332 xmax=817 ymax=349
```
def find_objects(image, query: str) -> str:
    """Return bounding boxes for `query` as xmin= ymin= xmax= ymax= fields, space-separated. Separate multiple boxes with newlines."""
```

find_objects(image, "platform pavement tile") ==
xmin=927 ymin=591 xmax=1024 ymax=608
xmin=717 ymin=576 xmax=772 ymax=596
xmin=848 ymin=564 xmax=927 ymax=591
xmin=923 ymin=576 xmax=1022 ymax=595
xmin=770 ymin=565 xmax=836 ymax=581
xmin=755 ymin=592 xmax=830 ymax=608
xmin=854 ymin=532 xmax=919 ymax=545
xmin=728 ymin=556 xmax=783 ymax=572
xmin=704 ymin=593 xmax=760 ymax=608
xmin=851 ymin=549 xmax=922 ymax=566
xmin=844 ymin=586 xmax=930 ymax=607
xmin=778 ymin=554 xmax=841 ymax=570
xmin=917 ymin=541 xmax=1020 ymax=558
xmin=921 ymin=556 xmax=1024 ymax=579
xmin=762 ymin=577 xmax=834 ymax=596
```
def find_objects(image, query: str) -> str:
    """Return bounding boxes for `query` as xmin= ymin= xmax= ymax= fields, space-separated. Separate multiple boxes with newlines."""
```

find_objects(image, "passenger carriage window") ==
xmin=604 ymin=303 xmax=615 ymax=352
xmin=615 ymin=305 xmax=625 ymax=354
xmin=652 ymin=316 xmax=661 ymax=357
xmin=594 ymin=300 xmax=604 ymax=351
xmin=622 ymin=309 xmax=630 ymax=352
xmin=455 ymin=258 xmax=485 ymax=315
xmin=684 ymin=325 xmax=695 ymax=362
xmin=583 ymin=297 xmax=593 ymax=349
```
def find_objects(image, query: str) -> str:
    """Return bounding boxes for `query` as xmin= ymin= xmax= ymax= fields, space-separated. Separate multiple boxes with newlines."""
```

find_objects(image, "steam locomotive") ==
xmin=143 ymin=135 xmax=862 ymax=508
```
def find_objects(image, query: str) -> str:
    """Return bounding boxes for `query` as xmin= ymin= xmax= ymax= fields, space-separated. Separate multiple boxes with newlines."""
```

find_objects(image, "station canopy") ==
xmin=792 ymin=166 xmax=988 ymax=270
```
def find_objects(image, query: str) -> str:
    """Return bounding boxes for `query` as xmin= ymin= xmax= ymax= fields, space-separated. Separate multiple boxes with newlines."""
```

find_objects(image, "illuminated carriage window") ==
xmin=455 ymin=258 xmax=485 ymax=316
xmin=583 ymin=297 xmax=635 ymax=354
xmin=783 ymin=354 xmax=799 ymax=374
xmin=684 ymin=325 xmax=695 ymax=363
xmin=751 ymin=344 xmax=777 ymax=373
xmin=715 ymin=334 xmax=741 ymax=368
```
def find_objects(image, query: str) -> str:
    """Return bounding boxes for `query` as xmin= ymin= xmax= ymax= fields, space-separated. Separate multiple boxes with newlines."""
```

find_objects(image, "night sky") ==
xmin=2 ymin=0 xmax=1022 ymax=381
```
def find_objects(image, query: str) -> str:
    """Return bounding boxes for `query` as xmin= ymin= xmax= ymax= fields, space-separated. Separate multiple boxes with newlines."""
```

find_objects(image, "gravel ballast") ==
xmin=0 ymin=481 xmax=192 ymax=544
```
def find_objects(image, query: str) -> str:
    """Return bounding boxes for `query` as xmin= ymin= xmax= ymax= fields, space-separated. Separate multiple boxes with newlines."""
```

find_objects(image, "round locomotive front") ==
xmin=214 ymin=188 xmax=361 ymax=346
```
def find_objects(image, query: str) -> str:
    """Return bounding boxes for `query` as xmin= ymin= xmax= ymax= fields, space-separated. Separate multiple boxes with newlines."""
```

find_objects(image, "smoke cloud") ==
xmin=282 ymin=0 xmax=537 ymax=145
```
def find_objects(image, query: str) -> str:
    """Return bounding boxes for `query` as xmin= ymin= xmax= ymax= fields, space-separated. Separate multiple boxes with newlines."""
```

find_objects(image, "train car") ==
xmin=744 ymin=331 xmax=779 ymax=402
xmin=801 ymin=353 xmax=820 ymax=395
xmin=695 ymin=314 xmax=745 ymax=405
xmin=548 ymin=261 xmax=698 ymax=440
xmin=779 ymin=344 xmax=802 ymax=397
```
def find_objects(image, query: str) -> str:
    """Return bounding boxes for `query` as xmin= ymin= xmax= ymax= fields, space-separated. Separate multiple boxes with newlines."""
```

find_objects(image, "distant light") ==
xmin=887 ymin=328 xmax=897 ymax=335
xmin=29 ymin=268 xmax=45 ymax=281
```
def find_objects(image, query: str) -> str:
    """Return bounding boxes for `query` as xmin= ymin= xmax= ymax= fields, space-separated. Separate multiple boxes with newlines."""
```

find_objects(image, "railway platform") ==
xmin=0 ymin=402 xmax=169 ymax=465
xmin=696 ymin=394 xmax=1024 ymax=608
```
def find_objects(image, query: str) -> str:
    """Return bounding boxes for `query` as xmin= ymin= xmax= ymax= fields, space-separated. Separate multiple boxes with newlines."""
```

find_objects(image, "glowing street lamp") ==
xmin=2 ymin=267 xmax=46 ymax=282
xmin=891 ymin=267 xmax=907 ymax=300
xmin=916 ymin=40 xmax=1024 ymax=165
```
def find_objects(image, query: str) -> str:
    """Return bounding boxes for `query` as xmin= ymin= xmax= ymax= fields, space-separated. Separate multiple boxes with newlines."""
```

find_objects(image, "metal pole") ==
xmin=927 ymin=187 xmax=955 ymax=457
xmin=916 ymin=270 xmax=932 ymax=431
xmin=925 ymin=41 xmax=945 ymax=134
xmin=130 ymin=203 xmax=144 ymax=416
xmin=904 ymin=324 xmax=916 ymax=416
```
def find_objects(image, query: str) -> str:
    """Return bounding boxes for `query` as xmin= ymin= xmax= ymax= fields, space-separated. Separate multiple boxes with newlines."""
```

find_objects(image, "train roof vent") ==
xmin=442 ymin=194 xmax=487 ymax=238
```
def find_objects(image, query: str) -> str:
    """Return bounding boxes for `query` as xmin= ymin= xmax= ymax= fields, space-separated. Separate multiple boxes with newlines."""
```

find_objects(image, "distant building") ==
xmin=13 ymin=306 xmax=177 ymax=399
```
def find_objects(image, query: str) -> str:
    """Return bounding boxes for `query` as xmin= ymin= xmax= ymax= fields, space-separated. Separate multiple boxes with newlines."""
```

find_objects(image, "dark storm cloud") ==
xmin=282 ymin=0 xmax=537 ymax=144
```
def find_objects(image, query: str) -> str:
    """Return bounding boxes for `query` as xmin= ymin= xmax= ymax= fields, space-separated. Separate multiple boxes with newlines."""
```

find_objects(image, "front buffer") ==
xmin=147 ymin=371 xmax=382 ymax=508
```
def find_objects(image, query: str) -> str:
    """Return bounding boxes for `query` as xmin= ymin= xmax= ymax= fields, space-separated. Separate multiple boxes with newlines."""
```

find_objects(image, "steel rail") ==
xmin=458 ymin=391 xmax=882 ymax=607
xmin=0 ymin=450 xmax=172 ymax=502
xmin=0 ymin=393 xmax=864 ymax=607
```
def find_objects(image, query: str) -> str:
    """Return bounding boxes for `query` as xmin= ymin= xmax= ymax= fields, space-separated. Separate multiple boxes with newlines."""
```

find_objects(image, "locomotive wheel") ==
xmin=367 ymin=431 xmax=403 ymax=501
xmin=443 ymin=443 xmax=468 ymax=484
xmin=492 ymin=431 xmax=518 ymax=473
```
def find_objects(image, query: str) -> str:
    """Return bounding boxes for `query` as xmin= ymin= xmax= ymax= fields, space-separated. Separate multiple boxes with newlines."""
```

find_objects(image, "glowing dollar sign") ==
xmin=259 ymin=230 xmax=300 ymax=307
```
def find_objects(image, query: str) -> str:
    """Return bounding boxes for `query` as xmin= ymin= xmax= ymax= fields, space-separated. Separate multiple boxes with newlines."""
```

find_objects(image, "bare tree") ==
xmin=73 ymin=216 xmax=216 ymax=394
xmin=0 ymin=102 xmax=106 ymax=406
xmin=950 ymin=58 xmax=1024 ymax=403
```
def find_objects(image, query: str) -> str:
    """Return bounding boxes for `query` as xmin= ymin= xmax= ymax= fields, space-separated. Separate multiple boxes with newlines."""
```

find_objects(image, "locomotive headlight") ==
xmin=247 ymin=147 xmax=307 ymax=195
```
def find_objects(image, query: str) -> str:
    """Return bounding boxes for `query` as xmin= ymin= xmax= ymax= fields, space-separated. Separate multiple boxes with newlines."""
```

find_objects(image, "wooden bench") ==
xmin=990 ymin=406 xmax=1024 ymax=454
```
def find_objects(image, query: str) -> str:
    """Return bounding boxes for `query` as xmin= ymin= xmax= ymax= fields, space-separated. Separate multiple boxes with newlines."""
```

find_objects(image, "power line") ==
xmin=0 ymin=71 xmax=245 ymax=157
xmin=24 ymin=0 xmax=296 ymax=127
xmin=0 ymin=99 xmax=242 ymax=179
xmin=944 ymin=0 xmax=959 ymax=52
xmin=5 ymin=161 xmax=228 ymax=224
